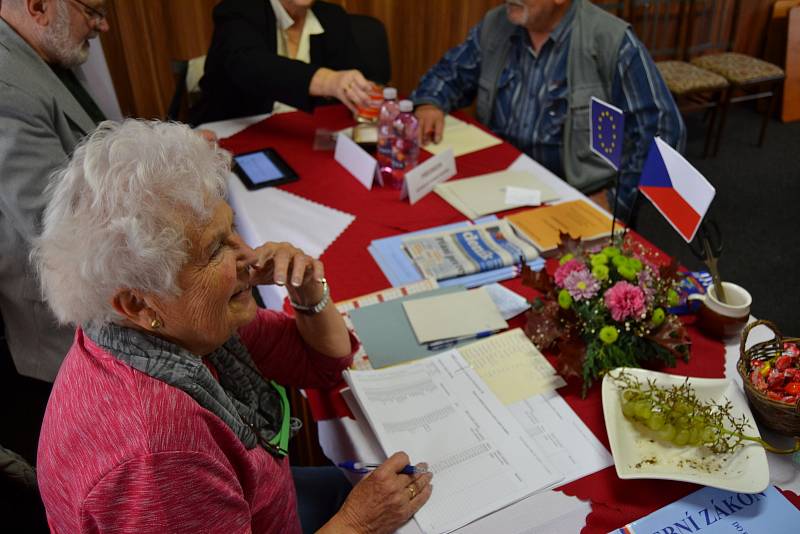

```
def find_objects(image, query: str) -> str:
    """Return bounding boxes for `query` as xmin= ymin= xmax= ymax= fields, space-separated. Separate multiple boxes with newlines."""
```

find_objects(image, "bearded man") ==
xmin=411 ymin=0 xmax=685 ymax=224
xmin=0 ymin=0 xmax=109 ymax=383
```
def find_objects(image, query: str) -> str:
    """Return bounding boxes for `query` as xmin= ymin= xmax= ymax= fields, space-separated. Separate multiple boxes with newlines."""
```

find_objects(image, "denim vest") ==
xmin=476 ymin=0 xmax=628 ymax=193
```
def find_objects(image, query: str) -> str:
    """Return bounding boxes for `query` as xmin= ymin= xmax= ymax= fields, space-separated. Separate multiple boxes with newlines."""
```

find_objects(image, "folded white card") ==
xmin=334 ymin=133 xmax=379 ymax=190
xmin=401 ymin=148 xmax=457 ymax=204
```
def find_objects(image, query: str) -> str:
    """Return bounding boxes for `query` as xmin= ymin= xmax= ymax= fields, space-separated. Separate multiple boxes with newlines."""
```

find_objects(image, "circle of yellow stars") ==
xmin=596 ymin=110 xmax=618 ymax=155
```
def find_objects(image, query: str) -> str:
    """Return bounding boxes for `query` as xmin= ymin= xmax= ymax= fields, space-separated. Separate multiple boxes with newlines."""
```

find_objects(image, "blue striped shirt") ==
xmin=411 ymin=6 xmax=685 ymax=215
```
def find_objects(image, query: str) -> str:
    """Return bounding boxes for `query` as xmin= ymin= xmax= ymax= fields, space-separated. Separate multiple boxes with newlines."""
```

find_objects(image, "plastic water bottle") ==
xmin=390 ymin=100 xmax=419 ymax=190
xmin=377 ymin=87 xmax=399 ymax=182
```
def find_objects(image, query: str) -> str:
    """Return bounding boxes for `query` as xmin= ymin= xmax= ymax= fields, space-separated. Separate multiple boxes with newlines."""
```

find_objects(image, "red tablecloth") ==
xmin=220 ymin=107 xmax=798 ymax=533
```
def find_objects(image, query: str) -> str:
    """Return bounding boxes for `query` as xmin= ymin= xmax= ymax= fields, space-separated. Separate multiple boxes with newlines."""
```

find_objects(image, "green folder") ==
xmin=349 ymin=286 xmax=471 ymax=368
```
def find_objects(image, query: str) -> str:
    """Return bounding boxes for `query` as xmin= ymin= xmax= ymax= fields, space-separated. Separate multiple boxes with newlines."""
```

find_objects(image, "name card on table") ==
xmin=401 ymin=148 xmax=457 ymax=204
xmin=334 ymin=132 xmax=381 ymax=189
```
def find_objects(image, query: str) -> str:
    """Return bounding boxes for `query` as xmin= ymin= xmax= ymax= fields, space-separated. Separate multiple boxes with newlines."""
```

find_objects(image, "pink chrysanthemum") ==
xmin=554 ymin=258 xmax=587 ymax=287
xmin=604 ymin=281 xmax=646 ymax=322
xmin=637 ymin=269 xmax=656 ymax=305
xmin=564 ymin=270 xmax=600 ymax=301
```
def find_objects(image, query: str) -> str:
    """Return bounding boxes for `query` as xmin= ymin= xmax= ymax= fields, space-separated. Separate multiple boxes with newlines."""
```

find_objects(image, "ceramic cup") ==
xmin=687 ymin=282 xmax=752 ymax=340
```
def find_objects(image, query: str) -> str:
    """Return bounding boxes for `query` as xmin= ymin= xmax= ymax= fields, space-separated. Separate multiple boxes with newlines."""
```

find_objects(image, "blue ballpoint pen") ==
xmin=426 ymin=330 xmax=497 ymax=351
xmin=337 ymin=461 xmax=428 ymax=475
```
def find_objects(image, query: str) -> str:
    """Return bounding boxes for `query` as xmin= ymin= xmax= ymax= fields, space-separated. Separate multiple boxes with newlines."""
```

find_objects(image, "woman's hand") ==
xmin=310 ymin=67 xmax=374 ymax=113
xmin=249 ymin=241 xmax=351 ymax=357
xmin=323 ymin=452 xmax=433 ymax=534
xmin=249 ymin=242 xmax=324 ymax=305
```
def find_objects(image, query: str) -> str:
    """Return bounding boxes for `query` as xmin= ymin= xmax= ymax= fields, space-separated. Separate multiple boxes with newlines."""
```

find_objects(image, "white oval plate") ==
xmin=601 ymin=367 xmax=769 ymax=493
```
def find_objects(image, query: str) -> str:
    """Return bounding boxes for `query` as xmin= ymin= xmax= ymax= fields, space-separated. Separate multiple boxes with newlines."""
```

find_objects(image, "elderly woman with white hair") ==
xmin=34 ymin=119 xmax=432 ymax=534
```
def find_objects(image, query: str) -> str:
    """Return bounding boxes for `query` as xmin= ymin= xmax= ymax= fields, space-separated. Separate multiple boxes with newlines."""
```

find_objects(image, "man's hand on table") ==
xmin=321 ymin=452 xmax=433 ymax=534
xmin=415 ymin=104 xmax=444 ymax=145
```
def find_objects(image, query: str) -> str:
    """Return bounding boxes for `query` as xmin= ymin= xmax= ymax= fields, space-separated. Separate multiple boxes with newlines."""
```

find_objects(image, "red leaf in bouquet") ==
xmin=524 ymin=300 xmax=564 ymax=349
xmin=659 ymin=257 xmax=682 ymax=285
xmin=555 ymin=231 xmax=583 ymax=259
xmin=521 ymin=262 xmax=556 ymax=296
xmin=555 ymin=336 xmax=586 ymax=378
xmin=647 ymin=314 xmax=691 ymax=360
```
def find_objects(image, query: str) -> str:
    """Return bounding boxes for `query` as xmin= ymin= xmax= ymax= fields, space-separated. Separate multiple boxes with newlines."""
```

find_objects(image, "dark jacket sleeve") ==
xmin=190 ymin=0 xmax=361 ymax=125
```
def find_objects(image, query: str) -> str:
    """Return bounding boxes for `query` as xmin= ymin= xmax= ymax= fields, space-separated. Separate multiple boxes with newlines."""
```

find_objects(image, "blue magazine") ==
xmin=611 ymin=485 xmax=799 ymax=534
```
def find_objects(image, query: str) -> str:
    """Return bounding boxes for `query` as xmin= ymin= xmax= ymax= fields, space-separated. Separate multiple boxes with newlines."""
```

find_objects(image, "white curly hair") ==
xmin=32 ymin=119 xmax=231 ymax=327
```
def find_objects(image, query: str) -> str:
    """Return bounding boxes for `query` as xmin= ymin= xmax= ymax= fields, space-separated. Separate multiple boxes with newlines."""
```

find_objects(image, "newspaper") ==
xmin=402 ymin=220 xmax=539 ymax=281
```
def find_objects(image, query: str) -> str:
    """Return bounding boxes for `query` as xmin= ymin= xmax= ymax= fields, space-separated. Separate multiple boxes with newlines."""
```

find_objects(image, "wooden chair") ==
xmin=628 ymin=0 xmax=728 ymax=157
xmin=685 ymin=0 xmax=785 ymax=155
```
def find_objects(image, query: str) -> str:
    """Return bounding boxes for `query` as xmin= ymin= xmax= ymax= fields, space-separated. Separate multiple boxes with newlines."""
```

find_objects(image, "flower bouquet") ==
xmin=522 ymin=233 xmax=691 ymax=396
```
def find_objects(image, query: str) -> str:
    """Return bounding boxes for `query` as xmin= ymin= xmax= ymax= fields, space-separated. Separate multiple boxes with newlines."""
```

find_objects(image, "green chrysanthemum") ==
xmin=592 ymin=264 xmax=609 ymax=281
xmin=599 ymin=326 xmax=619 ymax=344
xmin=602 ymin=246 xmax=621 ymax=258
xmin=590 ymin=253 xmax=608 ymax=266
xmin=652 ymin=307 xmax=666 ymax=326
xmin=611 ymin=254 xmax=628 ymax=268
xmin=559 ymin=253 xmax=575 ymax=265
xmin=558 ymin=289 xmax=573 ymax=309
xmin=618 ymin=264 xmax=637 ymax=281
xmin=628 ymin=258 xmax=643 ymax=272
xmin=667 ymin=289 xmax=680 ymax=307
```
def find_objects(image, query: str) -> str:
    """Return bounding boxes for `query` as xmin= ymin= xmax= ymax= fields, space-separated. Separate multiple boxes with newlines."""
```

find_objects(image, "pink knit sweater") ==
xmin=38 ymin=309 xmax=354 ymax=533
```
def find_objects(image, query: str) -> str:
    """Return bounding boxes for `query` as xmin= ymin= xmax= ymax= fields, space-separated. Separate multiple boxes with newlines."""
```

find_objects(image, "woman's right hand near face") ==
xmin=321 ymin=452 xmax=433 ymax=534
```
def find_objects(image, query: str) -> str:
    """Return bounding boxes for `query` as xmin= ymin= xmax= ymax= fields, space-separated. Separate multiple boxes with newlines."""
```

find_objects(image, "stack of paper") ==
xmin=368 ymin=217 xmax=545 ymax=288
xmin=402 ymin=287 xmax=508 ymax=344
xmin=435 ymin=170 xmax=560 ymax=219
xmin=343 ymin=351 xmax=563 ymax=534
xmin=505 ymin=199 xmax=613 ymax=254
xmin=425 ymin=115 xmax=503 ymax=158
xmin=457 ymin=329 xmax=612 ymax=485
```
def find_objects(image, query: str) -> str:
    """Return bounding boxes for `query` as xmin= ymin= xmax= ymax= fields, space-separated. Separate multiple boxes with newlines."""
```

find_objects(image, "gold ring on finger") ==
xmin=406 ymin=484 xmax=417 ymax=500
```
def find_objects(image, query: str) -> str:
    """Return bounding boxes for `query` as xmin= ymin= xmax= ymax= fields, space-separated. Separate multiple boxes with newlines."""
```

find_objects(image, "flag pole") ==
xmin=610 ymin=169 xmax=622 ymax=246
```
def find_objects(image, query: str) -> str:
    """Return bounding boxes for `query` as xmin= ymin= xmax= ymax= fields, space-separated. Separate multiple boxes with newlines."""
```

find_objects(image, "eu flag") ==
xmin=590 ymin=97 xmax=624 ymax=170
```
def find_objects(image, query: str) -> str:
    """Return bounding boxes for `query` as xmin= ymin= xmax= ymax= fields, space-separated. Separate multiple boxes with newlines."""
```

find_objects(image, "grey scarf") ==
xmin=86 ymin=322 xmax=299 ymax=452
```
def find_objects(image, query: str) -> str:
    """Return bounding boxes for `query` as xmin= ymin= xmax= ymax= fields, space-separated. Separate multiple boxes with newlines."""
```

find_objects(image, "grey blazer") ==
xmin=0 ymin=18 xmax=97 ymax=382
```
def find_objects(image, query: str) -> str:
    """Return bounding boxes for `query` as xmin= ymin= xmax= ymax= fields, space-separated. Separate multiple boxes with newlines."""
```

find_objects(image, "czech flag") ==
xmin=638 ymin=138 xmax=715 ymax=242
xmin=590 ymin=97 xmax=624 ymax=170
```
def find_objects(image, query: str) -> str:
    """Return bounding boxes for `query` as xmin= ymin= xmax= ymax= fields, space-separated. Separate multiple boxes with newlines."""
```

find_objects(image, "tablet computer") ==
xmin=232 ymin=148 xmax=299 ymax=190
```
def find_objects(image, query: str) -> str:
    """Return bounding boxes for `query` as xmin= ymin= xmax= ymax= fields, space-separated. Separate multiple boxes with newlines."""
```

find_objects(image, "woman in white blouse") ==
xmin=191 ymin=0 xmax=377 ymax=124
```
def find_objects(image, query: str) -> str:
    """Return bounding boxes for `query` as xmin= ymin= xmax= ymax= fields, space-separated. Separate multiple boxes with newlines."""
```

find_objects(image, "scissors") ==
xmin=689 ymin=220 xmax=726 ymax=303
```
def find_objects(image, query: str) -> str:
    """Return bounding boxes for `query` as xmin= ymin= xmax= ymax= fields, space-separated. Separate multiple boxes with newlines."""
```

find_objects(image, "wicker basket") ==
xmin=737 ymin=320 xmax=800 ymax=436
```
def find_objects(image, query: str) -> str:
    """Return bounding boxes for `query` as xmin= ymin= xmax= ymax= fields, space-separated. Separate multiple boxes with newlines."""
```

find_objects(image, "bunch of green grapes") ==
xmin=613 ymin=371 xmax=749 ymax=454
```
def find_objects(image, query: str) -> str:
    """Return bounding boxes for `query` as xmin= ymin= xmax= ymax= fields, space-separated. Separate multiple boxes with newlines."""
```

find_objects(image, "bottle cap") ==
xmin=399 ymin=100 xmax=413 ymax=112
xmin=383 ymin=87 xmax=397 ymax=100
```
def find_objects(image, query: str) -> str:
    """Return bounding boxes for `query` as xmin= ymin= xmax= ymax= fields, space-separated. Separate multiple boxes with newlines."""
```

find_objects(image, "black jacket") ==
xmin=189 ymin=0 xmax=362 ymax=125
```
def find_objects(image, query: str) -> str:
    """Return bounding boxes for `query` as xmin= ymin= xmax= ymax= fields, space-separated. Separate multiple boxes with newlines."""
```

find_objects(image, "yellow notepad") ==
xmin=425 ymin=115 xmax=503 ymax=158
xmin=458 ymin=329 xmax=566 ymax=405
xmin=402 ymin=287 xmax=508 ymax=344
